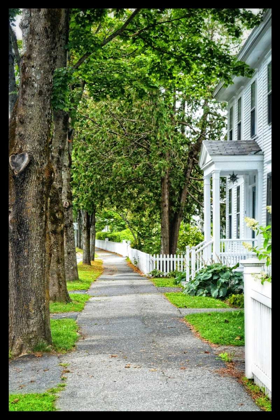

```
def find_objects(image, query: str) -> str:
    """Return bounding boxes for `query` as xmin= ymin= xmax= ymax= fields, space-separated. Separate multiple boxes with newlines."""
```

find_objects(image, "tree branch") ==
xmin=72 ymin=9 xmax=142 ymax=70
xmin=129 ymin=14 xmax=190 ymax=37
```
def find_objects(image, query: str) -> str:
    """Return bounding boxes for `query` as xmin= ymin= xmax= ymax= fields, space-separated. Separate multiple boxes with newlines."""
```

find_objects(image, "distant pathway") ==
xmin=56 ymin=249 xmax=259 ymax=411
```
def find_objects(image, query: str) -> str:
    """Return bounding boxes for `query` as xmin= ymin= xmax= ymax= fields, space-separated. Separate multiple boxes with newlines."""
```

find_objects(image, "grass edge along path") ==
xmin=165 ymin=292 xmax=229 ymax=309
xmin=50 ymin=294 xmax=90 ymax=313
xmin=9 ymin=383 xmax=67 ymax=412
xmin=67 ymin=259 xmax=103 ymax=291
xmin=185 ymin=310 xmax=245 ymax=346
xmin=150 ymin=278 xmax=183 ymax=288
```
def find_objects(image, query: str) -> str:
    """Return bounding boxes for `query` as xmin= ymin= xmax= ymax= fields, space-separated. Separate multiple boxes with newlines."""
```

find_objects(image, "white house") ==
xmin=187 ymin=9 xmax=271 ymax=279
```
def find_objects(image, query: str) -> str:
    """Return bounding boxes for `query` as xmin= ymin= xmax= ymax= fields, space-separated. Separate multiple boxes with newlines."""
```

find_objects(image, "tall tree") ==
xmin=9 ymin=9 xmax=68 ymax=357
xmin=48 ymin=9 xmax=71 ymax=302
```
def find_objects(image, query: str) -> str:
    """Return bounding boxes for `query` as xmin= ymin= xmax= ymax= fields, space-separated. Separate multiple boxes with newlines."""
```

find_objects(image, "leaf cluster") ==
xmin=184 ymin=263 xmax=243 ymax=298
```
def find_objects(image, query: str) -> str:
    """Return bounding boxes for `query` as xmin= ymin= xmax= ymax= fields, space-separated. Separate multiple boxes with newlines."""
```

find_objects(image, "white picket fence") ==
xmin=95 ymin=239 xmax=185 ymax=276
xmin=241 ymin=258 xmax=272 ymax=398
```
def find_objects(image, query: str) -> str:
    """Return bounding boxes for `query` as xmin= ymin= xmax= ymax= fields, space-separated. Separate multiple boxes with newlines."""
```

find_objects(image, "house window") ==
xmin=266 ymin=172 xmax=272 ymax=226
xmin=268 ymin=62 xmax=272 ymax=124
xmin=236 ymin=186 xmax=240 ymax=238
xmin=251 ymin=81 xmax=256 ymax=137
xmin=237 ymin=97 xmax=242 ymax=140
xmin=228 ymin=188 xmax=232 ymax=238
xmin=229 ymin=106 xmax=233 ymax=140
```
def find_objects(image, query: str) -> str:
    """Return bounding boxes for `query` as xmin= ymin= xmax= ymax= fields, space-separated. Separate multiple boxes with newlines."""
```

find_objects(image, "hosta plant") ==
xmin=183 ymin=263 xmax=243 ymax=299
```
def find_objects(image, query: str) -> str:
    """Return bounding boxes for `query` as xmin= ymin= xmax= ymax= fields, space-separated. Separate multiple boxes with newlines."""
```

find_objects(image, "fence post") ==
xmin=186 ymin=246 xmax=190 ymax=282
xmin=191 ymin=248 xmax=196 ymax=280
xmin=240 ymin=257 xmax=266 ymax=380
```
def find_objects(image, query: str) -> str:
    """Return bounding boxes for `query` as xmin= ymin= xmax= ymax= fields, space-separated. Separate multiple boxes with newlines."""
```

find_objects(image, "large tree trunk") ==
xmin=82 ymin=211 xmax=91 ymax=265
xmin=160 ymin=169 xmax=170 ymax=255
xmin=77 ymin=210 xmax=82 ymax=249
xmin=9 ymin=24 xmax=18 ymax=117
xmin=48 ymin=13 xmax=71 ymax=302
xmin=63 ymin=130 xmax=79 ymax=280
xmin=48 ymin=10 xmax=71 ymax=303
xmin=90 ymin=208 xmax=96 ymax=261
xmin=9 ymin=9 xmax=65 ymax=357
xmin=169 ymin=102 xmax=209 ymax=255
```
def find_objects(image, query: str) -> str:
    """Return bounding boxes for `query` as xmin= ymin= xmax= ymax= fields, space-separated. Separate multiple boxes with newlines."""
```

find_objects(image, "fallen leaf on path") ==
xmin=150 ymin=369 xmax=157 ymax=372
xmin=11 ymin=399 xmax=19 ymax=404
xmin=34 ymin=352 xmax=42 ymax=357
xmin=180 ymin=367 xmax=187 ymax=370
xmin=43 ymin=369 xmax=49 ymax=372
xmin=125 ymin=364 xmax=131 ymax=368
xmin=204 ymin=351 xmax=210 ymax=354
xmin=110 ymin=355 xmax=118 ymax=358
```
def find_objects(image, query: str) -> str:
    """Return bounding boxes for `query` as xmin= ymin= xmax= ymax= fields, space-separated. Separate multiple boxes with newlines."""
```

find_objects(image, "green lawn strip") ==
xmin=67 ymin=260 xmax=103 ymax=291
xmin=9 ymin=383 xmax=66 ymax=412
xmin=185 ymin=311 xmax=244 ymax=346
xmin=50 ymin=318 xmax=79 ymax=352
xmin=151 ymin=277 xmax=183 ymax=288
xmin=165 ymin=292 xmax=229 ymax=308
xmin=50 ymin=294 xmax=90 ymax=313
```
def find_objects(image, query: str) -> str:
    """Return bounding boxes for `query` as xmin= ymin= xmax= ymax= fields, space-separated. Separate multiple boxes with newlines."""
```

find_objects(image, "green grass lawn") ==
xmin=67 ymin=259 xmax=103 ymax=291
xmin=50 ymin=319 xmax=79 ymax=352
xmin=151 ymin=277 xmax=182 ymax=288
xmin=165 ymin=292 xmax=229 ymax=308
xmin=9 ymin=384 xmax=66 ymax=412
xmin=185 ymin=310 xmax=245 ymax=346
xmin=50 ymin=293 xmax=90 ymax=313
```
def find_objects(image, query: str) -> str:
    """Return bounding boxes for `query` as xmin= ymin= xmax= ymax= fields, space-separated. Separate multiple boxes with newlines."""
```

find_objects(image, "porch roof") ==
xmin=199 ymin=140 xmax=263 ymax=176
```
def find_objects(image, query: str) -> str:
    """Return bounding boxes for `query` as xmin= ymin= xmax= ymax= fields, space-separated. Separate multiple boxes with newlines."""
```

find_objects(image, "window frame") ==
xmin=237 ymin=97 xmax=242 ymax=140
xmin=266 ymin=172 xmax=272 ymax=226
xmin=228 ymin=188 xmax=232 ymax=239
xmin=236 ymin=186 xmax=240 ymax=239
xmin=267 ymin=61 xmax=272 ymax=125
xmin=229 ymin=106 xmax=233 ymax=140
xmin=250 ymin=81 xmax=256 ymax=138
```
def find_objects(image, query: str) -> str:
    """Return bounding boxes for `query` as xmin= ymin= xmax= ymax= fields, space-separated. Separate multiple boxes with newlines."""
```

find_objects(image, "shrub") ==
xmin=148 ymin=269 xmax=164 ymax=278
xmin=228 ymin=293 xmax=244 ymax=308
xmin=174 ymin=271 xmax=187 ymax=284
xmin=183 ymin=263 xmax=243 ymax=299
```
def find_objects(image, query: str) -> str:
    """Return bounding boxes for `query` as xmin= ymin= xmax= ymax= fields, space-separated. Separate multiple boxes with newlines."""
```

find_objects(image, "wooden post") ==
xmin=212 ymin=170 xmax=221 ymax=262
xmin=186 ymin=246 xmax=190 ymax=282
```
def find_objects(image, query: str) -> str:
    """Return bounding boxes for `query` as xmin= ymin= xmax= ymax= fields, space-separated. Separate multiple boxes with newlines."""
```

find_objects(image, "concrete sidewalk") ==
xmin=56 ymin=249 xmax=259 ymax=411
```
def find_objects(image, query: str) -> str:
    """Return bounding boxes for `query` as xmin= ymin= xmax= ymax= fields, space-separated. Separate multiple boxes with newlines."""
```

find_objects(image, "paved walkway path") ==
xmin=55 ymin=249 xmax=259 ymax=412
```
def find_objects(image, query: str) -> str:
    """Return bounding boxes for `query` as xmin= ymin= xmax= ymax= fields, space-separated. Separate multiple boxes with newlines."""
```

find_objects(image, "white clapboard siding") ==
xmin=225 ymin=49 xmax=271 ymax=236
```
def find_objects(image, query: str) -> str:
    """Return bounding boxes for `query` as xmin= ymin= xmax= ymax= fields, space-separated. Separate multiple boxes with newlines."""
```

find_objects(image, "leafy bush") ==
xmin=96 ymin=229 xmax=134 ymax=243
xmin=183 ymin=263 xmax=243 ymax=299
xmin=174 ymin=271 xmax=187 ymax=284
xmin=228 ymin=293 xmax=244 ymax=308
xmin=148 ymin=269 xmax=164 ymax=278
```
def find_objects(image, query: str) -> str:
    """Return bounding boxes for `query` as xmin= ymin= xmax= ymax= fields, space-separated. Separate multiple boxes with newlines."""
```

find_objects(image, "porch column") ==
xmin=256 ymin=166 xmax=263 ymax=247
xmin=212 ymin=170 xmax=220 ymax=261
xmin=203 ymin=175 xmax=211 ymax=261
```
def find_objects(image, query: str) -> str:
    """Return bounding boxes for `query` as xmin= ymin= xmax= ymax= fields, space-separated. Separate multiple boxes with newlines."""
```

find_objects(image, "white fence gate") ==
xmin=241 ymin=258 xmax=272 ymax=398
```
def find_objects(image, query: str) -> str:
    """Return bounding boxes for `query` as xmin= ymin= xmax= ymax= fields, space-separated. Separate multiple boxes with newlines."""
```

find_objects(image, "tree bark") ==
xmin=9 ymin=9 xmax=65 ymax=357
xmin=77 ymin=210 xmax=82 ymax=249
xmin=168 ymin=102 xmax=209 ymax=255
xmin=9 ymin=24 xmax=18 ymax=117
xmin=48 ymin=9 xmax=71 ymax=303
xmin=82 ymin=211 xmax=91 ymax=265
xmin=90 ymin=208 xmax=96 ymax=261
xmin=160 ymin=169 xmax=170 ymax=254
xmin=63 ymin=129 xmax=79 ymax=280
